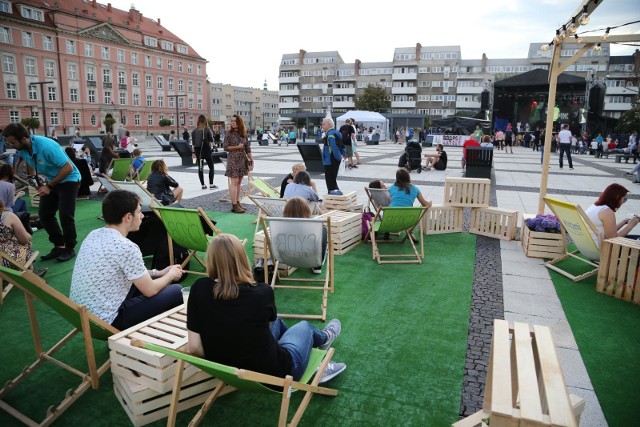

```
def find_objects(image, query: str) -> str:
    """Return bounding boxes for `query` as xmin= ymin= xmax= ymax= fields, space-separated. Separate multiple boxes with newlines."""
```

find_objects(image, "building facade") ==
xmin=209 ymin=80 xmax=279 ymax=132
xmin=0 ymin=0 xmax=207 ymax=136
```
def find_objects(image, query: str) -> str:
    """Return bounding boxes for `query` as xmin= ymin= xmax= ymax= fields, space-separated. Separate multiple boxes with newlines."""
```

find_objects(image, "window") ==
xmin=187 ymin=64 xmax=192 ymax=74
xmin=197 ymin=99 xmax=202 ymax=110
xmin=158 ymin=95 xmax=164 ymax=107
xmin=197 ymin=65 xmax=201 ymax=76
xmin=145 ymin=55 xmax=151 ymax=67
xmin=3 ymin=55 xmax=15 ymax=73
xmin=133 ymin=93 xmax=140 ymax=106
xmin=22 ymin=31 xmax=33 ymax=48
xmin=47 ymin=86 xmax=56 ymax=101
xmin=86 ymin=66 xmax=95 ymax=82
xmin=148 ymin=114 xmax=154 ymax=126
xmin=178 ymin=62 xmax=183 ymax=72
xmin=103 ymin=69 xmax=111 ymax=83
xmin=118 ymin=71 xmax=126 ymax=85
xmin=66 ymin=39 xmax=76 ymax=54
xmin=156 ymin=57 xmax=162 ymax=69
xmin=28 ymin=85 xmax=37 ymax=100
xmin=45 ymin=60 xmax=55 ymax=77
xmin=10 ymin=111 xmax=19 ymax=123
xmin=90 ymin=114 xmax=97 ymax=126
xmin=119 ymin=92 xmax=126 ymax=105
xmin=144 ymin=36 xmax=157 ymax=47
xmin=50 ymin=112 xmax=59 ymax=125
xmin=178 ymin=97 xmax=184 ymax=108
xmin=168 ymin=78 xmax=174 ymax=90
xmin=134 ymin=114 xmax=140 ymax=126
xmin=41 ymin=35 xmax=52 ymax=50
xmin=187 ymin=81 xmax=193 ymax=92
xmin=146 ymin=95 xmax=152 ymax=107
xmin=157 ymin=76 xmax=163 ymax=89
xmin=20 ymin=6 xmax=44 ymax=21
xmin=188 ymin=98 xmax=193 ymax=109
xmin=131 ymin=52 xmax=138 ymax=65
xmin=197 ymin=82 xmax=202 ymax=94
xmin=68 ymin=63 xmax=78 ymax=80
xmin=167 ymin=60 xmax=173 ymax=71
xmin=70 ymin=88 xmax=78 ymax=102
xmin=0 ymin=1 xmax=10 ymax=13
xmin=145 ymin=75 xmax=152 ymax=89
xmin=6 ymin=83 xmax=17 ymax=99
xmin=85 ymin=43 xmax=93 ymax=57
xmin=161 ymin=40 xmax=173 ymax=51
xmin=101 ymin=46 xmax=109 ymax=60
xmin=104 ymin=91 xmax=111 ymax=104
xmin=168 ymin=97 xmax=174 ymax=108
xmin=1 ymin=27 xmax=11 ymax=44
xmin=25 ymin=58 xmax=36 ymax=75
xmin=88 ymin=90 xmax=95 ymax=103
xmin=176 ymin=45 xmax=188 ymax=54
xmin=132 ymin=72 xmax=139 ymax=86
xmin=117 ymin=49 xmax=125 ymax=62
xmin=178 ymin=79 xmax=184 ymax=91
xmin=72 ymin=112 xmax=80 ymax=125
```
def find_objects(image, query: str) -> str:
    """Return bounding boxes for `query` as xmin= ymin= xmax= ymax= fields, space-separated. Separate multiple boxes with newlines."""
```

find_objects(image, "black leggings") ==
xmin=195 ymin=149 xmax=214 ymax=186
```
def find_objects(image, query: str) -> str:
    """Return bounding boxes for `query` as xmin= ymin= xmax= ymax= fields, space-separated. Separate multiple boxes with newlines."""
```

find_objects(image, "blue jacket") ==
xmin=322 ymin=129 xmax=344 ymax=165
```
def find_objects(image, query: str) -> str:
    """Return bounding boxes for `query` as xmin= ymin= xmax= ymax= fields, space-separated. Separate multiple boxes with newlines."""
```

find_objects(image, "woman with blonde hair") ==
xmin=146 ymin=160 xmax=183 ymax=205
xmin=193 ymin=114 xmax=217 ymax=190
xmin=223 ymin=114 xmax=254 ymax=213
xmin=283 ymin=197 xmax=327 ymax=273
xmin=186 ymin=234 xmax=346 ymax=383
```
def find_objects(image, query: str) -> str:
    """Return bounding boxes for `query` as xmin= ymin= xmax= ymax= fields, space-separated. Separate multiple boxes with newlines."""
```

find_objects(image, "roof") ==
xmin=494 ymin=68 xmax=586 ymax=88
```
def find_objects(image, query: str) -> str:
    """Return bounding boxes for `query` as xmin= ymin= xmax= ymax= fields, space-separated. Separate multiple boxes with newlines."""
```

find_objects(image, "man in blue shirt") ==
xmin=2 ymin=123 xmax=81 ymax=262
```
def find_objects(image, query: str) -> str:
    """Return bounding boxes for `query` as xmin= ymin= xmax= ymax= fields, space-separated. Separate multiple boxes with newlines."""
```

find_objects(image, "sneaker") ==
xmin=319 ymin=319 xmax=341 ymax=350
xmin=569 ymin=167 xmax=574 ymax=170
xmin=201 ymin=185 xmax=207 ymax=189
xmin=352 ymin=164 xmax=358 ymax=168
xmin=311 ymin=266 xmax=322 ymax=274
xmin=328 ymin=190 xmax=343 ymax=196
xmin=210 ymin=184 xmax=218 ymax=189
xmin=41 ymin=247 xmax=65 ymax=261
xmin=56 ymin=248 xmax=75 ymax=263
xmin=319 ymin=362 xmax=346 ymax=384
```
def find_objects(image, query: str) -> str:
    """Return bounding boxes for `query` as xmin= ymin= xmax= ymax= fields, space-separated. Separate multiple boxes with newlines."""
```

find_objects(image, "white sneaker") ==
xmin=319 ymin=319 xmax=341 ymax=350
xmin=311 ymin=267 xmax=322 ymax=274
xmin=319 ymin=361 xmax=346 ymax=384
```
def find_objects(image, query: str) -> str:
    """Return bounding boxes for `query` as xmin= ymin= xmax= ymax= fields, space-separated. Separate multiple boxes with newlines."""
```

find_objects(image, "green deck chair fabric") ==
xmin=109 ymin=158 xmax=134 ymax=181
xmin=543 ymin=196 xmax=602 ymax=282
xmin=151 ymin=206 xmax=220 ymax=275
xmin=0 ymin=267 xmax=118 ymax=426
xmin=134 ymin=160 xmax=153 ymax=183
xmin=368 ymin=206 xmax=428 ymax=264
xmin=131 ymin=340 xmax=337 ymax=427
xmin=250 ymin=177 xmax=280 ymax=198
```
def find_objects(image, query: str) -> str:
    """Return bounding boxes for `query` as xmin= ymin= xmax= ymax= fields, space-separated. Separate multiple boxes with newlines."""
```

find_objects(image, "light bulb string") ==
xmin=575 ymin=19 xmax=640 ymax=36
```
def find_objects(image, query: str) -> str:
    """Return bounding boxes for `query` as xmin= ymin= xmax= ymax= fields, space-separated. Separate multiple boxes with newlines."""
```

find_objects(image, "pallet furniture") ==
xmin=465 ymin=147 xmax=493 ymax=179
xmin=452 ymin=319 xmax=584 ymax=427
xmin=323 ymin=191 xmax=358 ymax=211
xmin=316 ymin=210 xmax=361 ymax=255
xmin=470 ymin=207 xmax=519 ymax=241
xmin=597 ymin=236 xmax=640 ymax=304
xmin=444 ymin=177 xmax=491 ymax=208
xmin=521 ymin=213 xmax=567 ymax=259
xmin=421 ymin=204 xmax=464 ymax=235
xmin=108 ymin=305 xmax=230 ymax=426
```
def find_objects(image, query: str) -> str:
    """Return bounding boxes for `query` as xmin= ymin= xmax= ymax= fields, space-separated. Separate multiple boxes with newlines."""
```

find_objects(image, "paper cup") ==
xmin=181 ymin=287 xmax=190 ymax=305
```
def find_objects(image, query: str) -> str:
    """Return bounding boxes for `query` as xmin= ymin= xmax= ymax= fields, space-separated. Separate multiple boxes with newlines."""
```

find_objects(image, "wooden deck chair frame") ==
xmin=543 ymin=196 xmax=602 ymax=282
xmin=248 ymin=195 xmax=290 ymax=234
xmin=107 ymin=158 xmax=134 ymax=182
xmin=248 ymin=177 xmax=280 ymax=198
xmin=364 ymin=187 xmax=391 ymax=213
xmin=365 ymin=206 xmax=428 ymax=264
xmin=130 ymin=340 xmax=338 ymax=427
xmin=0 ymin=267 xmax=118 ymax=426
xmin=0 ymin=248 xmax=39 ymax=304
xmin=133 ymin=160 xmax=153 ymax=184
xmin=261 ymin=216 xmax=334 ymax=322
xmin=111 ymin=179 xmax=162 ymax=209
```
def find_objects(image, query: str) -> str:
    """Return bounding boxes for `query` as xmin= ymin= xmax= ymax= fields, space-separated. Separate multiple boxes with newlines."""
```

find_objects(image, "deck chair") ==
xmin=248 ymin=195 xmax=290 ymax=234
xmin=0 ymin=248 xmax=39 ymax=304
xmin=543 ymin=196 xmax=602 ymax=282
xmin=261 ymin=216 xmax=334 ymax=322
xmin=130 ymin=340 xmax=338 ymax=427
xmin=111 ymin=179 xmax=161 ymax=209
xmin=365 ymin=206 xmax=428 ymax=264
xmin=133 ymin=160 xmax=152 ymax=183
xmin=152 ymin=206 xmax=245 ymax=276
xmin=364 ymin=187 xmax=391 ymax=212
xmin=249 ymin=177 xmax=280 ymax=198
xmin=0 ymin=267 xmax=118 ymax=426
xmin=108 ymin=158 xmax=134 ymax=182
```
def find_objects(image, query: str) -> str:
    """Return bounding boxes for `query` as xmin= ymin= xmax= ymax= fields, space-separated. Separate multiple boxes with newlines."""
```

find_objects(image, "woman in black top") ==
xmin=186 ymin=234 xmax=345 ymax=382
xmin=192 ymin=114 xmax=216 ymax=190
xmin=146 ymin=160 xmax=183 ymax=205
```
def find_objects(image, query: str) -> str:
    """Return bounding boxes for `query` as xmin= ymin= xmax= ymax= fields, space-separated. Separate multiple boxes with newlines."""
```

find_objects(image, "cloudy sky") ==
xmin=108 ymin=0 xmax=639 ymax=89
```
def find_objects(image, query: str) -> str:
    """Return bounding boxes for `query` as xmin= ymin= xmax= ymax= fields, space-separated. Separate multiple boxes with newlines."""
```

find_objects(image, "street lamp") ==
xmin=29 ymin=81 xmax=53 ymax=137
xmin=167 ymin=94 xmax=186 ymax=137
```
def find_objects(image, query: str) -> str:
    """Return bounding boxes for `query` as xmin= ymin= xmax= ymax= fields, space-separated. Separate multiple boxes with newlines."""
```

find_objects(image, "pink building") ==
xmin=0 ymin=0 xmax=208 ymax=136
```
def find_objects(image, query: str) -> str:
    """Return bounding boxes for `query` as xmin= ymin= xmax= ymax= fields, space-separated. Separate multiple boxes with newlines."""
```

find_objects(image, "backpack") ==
xmin=120 ymin=136 xmax=128 ymax=148
xmin=325 ymin=129 xmax=344 ymax=153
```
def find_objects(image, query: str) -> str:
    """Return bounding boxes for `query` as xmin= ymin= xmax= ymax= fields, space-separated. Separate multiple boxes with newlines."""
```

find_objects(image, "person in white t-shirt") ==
xmin=557 ymin=124 xmax=573 ymax=169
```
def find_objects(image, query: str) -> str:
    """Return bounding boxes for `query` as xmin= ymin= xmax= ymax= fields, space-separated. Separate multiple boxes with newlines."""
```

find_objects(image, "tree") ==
xmin=615 ymin=108 xmax=640 ymax=134
xmin=159 ymin=118 xmax=172 ymax=128
xmin=355 ymin=85 xmax=390 ymax=113
xmin=21 ymin=117 xmax=40 ymax=132
xmin=103 ymin=116 xmax=116 ymax=128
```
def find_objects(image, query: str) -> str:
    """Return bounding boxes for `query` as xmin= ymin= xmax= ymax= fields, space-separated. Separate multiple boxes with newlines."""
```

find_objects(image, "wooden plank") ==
xmin=490 ymin=320 xmax=513 ymax=418
xmin=513 ymin=322 xmax=544 ymax=424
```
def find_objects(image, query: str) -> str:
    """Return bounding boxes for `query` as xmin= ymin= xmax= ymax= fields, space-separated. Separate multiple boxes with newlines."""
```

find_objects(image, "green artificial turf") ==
xmin=0 ymin=200 xmax=477 ymax=426
xmin=547 ymin=257 xmax=640 ymax=427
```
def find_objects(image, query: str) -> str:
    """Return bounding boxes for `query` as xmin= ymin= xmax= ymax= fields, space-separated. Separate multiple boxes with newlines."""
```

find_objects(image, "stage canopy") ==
xmin=336 ymin=110 xmax=387 ymax=130
xmin=431 ymin=116 xmax=491 ymax=135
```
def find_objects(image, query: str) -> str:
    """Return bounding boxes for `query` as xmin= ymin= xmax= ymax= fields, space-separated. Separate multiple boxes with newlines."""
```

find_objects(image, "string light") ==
xmin=574 ymin=34 xmax=582 ymax=43
xmin=602 ymin=27 xmax=610 ymax=41
xmin=541 ymin=44 xmax=549 ymax=51
xmin=593 ymin=43 xmax=602 ymax=52
xmin=579 ymin=5 xmax=590 ymax=25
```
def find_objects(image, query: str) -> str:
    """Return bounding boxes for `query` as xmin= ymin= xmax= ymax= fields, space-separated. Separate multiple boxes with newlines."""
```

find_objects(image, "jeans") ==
xmin=324 ymin=161 xmax=340 ymax=192
xmin=195 ymin=148 xmax=214 ymax=186
xmin=111 ymin=283 xmax=183 ymax=330
xmin=39 ymin=180 xmax=80 ymax=249
xmin=270 ymin=317 xmax=326 ymax=380
xmin=558 ymin=144 xmax=573 ymax=168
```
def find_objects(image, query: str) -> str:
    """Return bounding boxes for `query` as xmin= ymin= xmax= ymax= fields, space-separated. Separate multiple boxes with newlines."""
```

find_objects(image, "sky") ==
xmin=107 ymin=0 xmax=639 ymax=89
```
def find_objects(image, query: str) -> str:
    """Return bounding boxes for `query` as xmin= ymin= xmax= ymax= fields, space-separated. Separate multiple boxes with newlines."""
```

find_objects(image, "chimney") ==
xmin=416 ymin=43 xmax=422 ymax=58
xmin=91 ymin=0 xmax=96 ymax=7
xmin=355 ymin=59 xmax=361 ymax=75
xmin=299 ymin=49 xmax=306 ymax=64
xmin=107 ymin=3 xmax=112 ymax=12
xmin=157 ymin=18 xmax=161 ymax=26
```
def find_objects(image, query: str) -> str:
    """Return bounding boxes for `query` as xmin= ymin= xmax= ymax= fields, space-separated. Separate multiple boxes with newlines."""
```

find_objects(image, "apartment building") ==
xmin=209 ymin=80 xmax=279 ymax=132
xmin=0 ymin=0 xmax=207 ymax=135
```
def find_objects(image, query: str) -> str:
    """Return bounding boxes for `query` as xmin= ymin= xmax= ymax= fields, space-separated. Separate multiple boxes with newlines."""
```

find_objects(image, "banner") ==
xmin=431 ymin=135 xmax=467 ymax=147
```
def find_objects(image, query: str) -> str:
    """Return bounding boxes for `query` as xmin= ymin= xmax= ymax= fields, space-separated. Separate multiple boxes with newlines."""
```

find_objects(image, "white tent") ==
xmin=336 ymin=111 xmax=388 ymax=140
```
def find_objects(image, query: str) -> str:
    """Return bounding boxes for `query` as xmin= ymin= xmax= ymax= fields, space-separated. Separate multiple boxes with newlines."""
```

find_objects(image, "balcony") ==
xmin=87 ymin=80 xmax=97 ymax=87
xmin=103 ymin=82 xmax=112 ymax=88
xmin=279 ymin=76 xmax=300 ymax=84
xmin=604 ymin=102 xmax=632 ymax=111
xmin=391 ymin=86 xmax=417 ymax=95
xmin=279 ymin=101 xmax=299 ymax=109
xmin=391 ymin=100 xmax=416 ymax=108
xmin=456 ymin=101 xmax=481 ymax=109
xmin=392 ymin=72 xmax=417 ymax=81
xmin=456 ymin=86 xmax=484 ymax=94
xmin=333 ymin=101 xmax=355 ymax=109
xmin=279 ymin=89 xmax=299 ymax=97
xmin=333 ymin=87 xmax=355 ymax=95
xmin=118 ymin=84 xmax=127 ymax=90
xmin=605 ymin=86 xmax=637 ymax=96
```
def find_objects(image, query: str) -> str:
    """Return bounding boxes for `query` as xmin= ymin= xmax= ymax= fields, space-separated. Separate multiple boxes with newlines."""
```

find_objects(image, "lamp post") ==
xmin=29 ymin=81 xmax=53 ymax=137
xmin=167 ymin=94 xmax=186 ymax=137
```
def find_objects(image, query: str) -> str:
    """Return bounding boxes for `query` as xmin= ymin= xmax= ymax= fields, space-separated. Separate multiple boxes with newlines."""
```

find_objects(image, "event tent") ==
xmin=336 ymin=111 xmax=388 ymax=136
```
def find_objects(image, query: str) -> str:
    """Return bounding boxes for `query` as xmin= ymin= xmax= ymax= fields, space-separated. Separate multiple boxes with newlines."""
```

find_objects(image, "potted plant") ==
xmin=521 ymin=213 xmax=566 ymax=259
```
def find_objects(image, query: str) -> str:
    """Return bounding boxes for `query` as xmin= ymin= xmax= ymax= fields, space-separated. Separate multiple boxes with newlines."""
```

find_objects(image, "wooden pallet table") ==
xmin=521 ymin=213 xmax=566 ymax=259
xmin=323 ymin=191 xmax=358 ymax=211
xmin=444 ymin=177 xmax=491 ymax=208
xmin=421 ymin=204 xmax=464 ymax=235
xmin=597 ymin=236 xmax=640 ymax=304
xmin=470 ymin=207 xmax=518 ymax=241
xmin=316 ymin=210 xmax=361 ymax=255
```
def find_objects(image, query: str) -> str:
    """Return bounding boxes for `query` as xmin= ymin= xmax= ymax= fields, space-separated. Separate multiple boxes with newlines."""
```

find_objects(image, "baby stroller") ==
xmin=398 ymin=141 xmax=424 ymax=173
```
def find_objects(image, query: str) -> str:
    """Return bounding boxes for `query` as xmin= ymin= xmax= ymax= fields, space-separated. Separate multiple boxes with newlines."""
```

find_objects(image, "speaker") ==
xmin=296 ymin=143 xmax=324 ymax=173
xmin=481 ymin=91 xmax=490 ymax=110
xmin=589 ymin=83 xmax=605 ymax=116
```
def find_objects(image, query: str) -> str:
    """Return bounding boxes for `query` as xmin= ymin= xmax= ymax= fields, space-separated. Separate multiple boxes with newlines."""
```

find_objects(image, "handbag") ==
xmin=245 ymin=152 xmax=254 ymax=172
xmin=337 ymin=159 xmax=347 ymax=177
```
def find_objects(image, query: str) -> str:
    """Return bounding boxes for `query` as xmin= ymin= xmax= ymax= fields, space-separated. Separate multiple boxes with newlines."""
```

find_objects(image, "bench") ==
xmin=154 ymin=135 xmax=172 ymax=152
xmin=465 ymin=147 xmax=493 ymax=179
xmin=614 ymin=153 xmax=634 ymax=163
xmin=452 ymin=319 xmax=585 ymax=427
xmin=170 ymin=140 xmax=194 ymax=166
